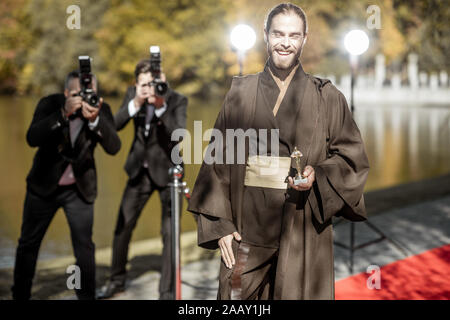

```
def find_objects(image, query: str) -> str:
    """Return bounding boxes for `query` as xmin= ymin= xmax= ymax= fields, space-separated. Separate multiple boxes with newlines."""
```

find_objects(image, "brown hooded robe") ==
xmin=187 ymin=65 xmax=369 ymax=300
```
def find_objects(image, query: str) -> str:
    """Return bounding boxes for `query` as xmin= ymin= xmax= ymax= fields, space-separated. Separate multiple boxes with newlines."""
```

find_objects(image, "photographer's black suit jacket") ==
xmin=114 ymin=86 xmax=187 ymax=187
xmin=26 ymin=94 xmax=121 ymax=203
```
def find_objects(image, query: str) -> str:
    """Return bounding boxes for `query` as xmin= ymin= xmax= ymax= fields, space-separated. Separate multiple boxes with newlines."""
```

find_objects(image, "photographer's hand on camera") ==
xmin=81 ymin=97 xmax=102 ymax=123
xmin=63 ymin=92 xmax=82 ymax=117
xmin=147 ymin=90 xmax=165 ymax=109
xmin=133 ymin=72 xmax=166 ymax=109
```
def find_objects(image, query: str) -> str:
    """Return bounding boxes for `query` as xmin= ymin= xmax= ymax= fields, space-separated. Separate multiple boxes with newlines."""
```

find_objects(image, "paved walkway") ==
xmin=110 ymin=194 xmax=450 ymax=300
xmin=1 ymin=175 xmax=449 ymax=300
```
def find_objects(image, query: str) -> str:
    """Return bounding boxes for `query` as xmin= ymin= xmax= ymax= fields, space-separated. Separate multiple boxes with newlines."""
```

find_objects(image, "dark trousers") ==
xmin=110 ymin=169 xmax=175 ymax=298
xmin=12 ymin=185 xmax=96 ymax=300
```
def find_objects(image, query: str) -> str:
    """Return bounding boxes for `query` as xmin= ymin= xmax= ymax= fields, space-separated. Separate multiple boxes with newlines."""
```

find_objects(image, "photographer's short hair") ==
xmin=134 ymin=60 xmax=152 ymax=81
xmin=264 ymin=3 xmax=308 ymax=35
xmin=65 ymin=71 xmax=79 ymax=89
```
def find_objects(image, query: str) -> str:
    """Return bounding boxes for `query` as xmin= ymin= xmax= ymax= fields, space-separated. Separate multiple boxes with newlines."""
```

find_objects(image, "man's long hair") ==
xmin=264 ymin=2 xmax=308 ymax=35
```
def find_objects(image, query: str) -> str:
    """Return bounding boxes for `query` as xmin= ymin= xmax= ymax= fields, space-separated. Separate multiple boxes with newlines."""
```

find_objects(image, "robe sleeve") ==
xmin=187 ymin=92 xmax=236 ymax=249
xmin=308 ymin=85 xmax=369 ymax=224
xmin=197 ymin=214 xmax=237 ymax=250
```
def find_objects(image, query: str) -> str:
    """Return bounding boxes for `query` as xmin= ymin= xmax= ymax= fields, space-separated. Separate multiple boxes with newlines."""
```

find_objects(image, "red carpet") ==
xmin=335 ymin=244 xmax=450 ymax=300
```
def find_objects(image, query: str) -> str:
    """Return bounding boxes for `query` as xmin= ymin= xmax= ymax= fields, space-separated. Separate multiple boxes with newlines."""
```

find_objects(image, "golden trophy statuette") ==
xmin=291 ymin=147 xmax=308 ymax=185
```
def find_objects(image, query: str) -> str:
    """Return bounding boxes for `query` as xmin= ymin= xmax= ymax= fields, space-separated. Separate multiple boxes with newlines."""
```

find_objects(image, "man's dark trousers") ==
xmin=110 ymin=168 xmax=176 ymax=298
xmin=109 ymin=86 xmax=187 ymax=299
xmin=12 ymin=185 xmax=95 ymax=300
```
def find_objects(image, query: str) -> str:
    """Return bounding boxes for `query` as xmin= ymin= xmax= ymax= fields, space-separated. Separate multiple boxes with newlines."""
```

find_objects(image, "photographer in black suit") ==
xmin=98 ymin=58 xmax=187 ymax=300
xmin=12 ymin=68 xmax=121 ymax=300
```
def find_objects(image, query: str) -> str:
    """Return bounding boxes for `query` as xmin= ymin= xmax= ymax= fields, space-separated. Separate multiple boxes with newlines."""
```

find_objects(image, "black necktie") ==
xmin=144 ymin=104 xmax=155 ymax=138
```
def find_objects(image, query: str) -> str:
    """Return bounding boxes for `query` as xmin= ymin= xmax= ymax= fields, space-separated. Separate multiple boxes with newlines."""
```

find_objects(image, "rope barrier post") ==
xmin=168 ymin=165 xmax=190 ymax=300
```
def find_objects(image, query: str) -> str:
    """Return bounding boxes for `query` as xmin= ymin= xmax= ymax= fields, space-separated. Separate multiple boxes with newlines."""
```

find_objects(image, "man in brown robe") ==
xmin=187 ymin=3 xmax=369 ymax=300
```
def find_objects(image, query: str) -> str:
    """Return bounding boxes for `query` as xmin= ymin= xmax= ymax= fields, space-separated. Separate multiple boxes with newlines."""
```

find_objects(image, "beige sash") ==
xmin=244 ymin=155 xmax=291 ymax=189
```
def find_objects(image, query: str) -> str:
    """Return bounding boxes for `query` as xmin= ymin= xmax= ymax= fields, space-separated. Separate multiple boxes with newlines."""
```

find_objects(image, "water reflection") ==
xmin=0 ymin=96 xmax=449 ymax=267
xmin=355 ymin=103 xmax=450 ymax=190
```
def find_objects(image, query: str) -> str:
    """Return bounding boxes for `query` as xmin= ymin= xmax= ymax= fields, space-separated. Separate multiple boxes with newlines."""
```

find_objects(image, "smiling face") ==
xmin=265 ymin=12 xmax=306 ymax=71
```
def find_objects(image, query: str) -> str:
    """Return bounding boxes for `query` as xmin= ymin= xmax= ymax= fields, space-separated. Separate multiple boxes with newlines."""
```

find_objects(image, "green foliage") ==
xmin=0 ymin=0 xmax=32 ymax=93
xmin=96 ymin=0 xmax=232 ymax=97
xmin=393 ymin=0 xmax=450 ymax=71
xmin=17 ymin=0 xmax=109 ymax=95
xmin=0 ymin=0 xmax=448 ymax=96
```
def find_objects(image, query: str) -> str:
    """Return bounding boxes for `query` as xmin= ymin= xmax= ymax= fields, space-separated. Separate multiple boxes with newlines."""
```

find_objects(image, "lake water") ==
xmin=0 ymin=95 xmax=449 ymax=268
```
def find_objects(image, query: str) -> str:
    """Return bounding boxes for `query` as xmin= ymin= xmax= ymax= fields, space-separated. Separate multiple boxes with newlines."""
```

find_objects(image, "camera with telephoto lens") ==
xmin=77 ymin=55 xmax=99 ymax=108
xmin=149 ymin=46 xmax=168 ymax=97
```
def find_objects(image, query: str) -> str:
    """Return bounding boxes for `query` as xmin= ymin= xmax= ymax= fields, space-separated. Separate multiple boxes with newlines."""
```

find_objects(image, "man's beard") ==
xmin=268 ymin=45 xmax=303 ymax=71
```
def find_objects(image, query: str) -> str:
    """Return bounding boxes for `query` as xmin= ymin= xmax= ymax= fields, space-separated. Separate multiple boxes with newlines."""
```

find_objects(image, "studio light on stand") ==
xmin=230 ymin=24 xmax=256 ymax=76
xmin=335 ymin=29 xmax=409 ymax=273
xmin=344 ymin=29 xmax=369 ymax=113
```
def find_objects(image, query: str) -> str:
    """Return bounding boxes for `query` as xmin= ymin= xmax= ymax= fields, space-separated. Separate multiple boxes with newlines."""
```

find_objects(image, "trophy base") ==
xmin=294 ymin=177 xmax=308 ymax=185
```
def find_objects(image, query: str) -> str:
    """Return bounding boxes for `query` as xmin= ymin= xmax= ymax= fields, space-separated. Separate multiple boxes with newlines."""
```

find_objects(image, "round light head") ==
xmin=230 ymin=24 xmax=256 ymax=52
xmin=344 ymin=30 xmax=369 ymax=56
xmin=150 ymin=46 xmax=160 ymax=54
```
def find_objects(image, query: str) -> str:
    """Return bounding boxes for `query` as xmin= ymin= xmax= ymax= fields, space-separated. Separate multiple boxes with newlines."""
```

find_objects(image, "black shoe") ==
xmin=96 ymin=281 xmax=125 ymax=299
